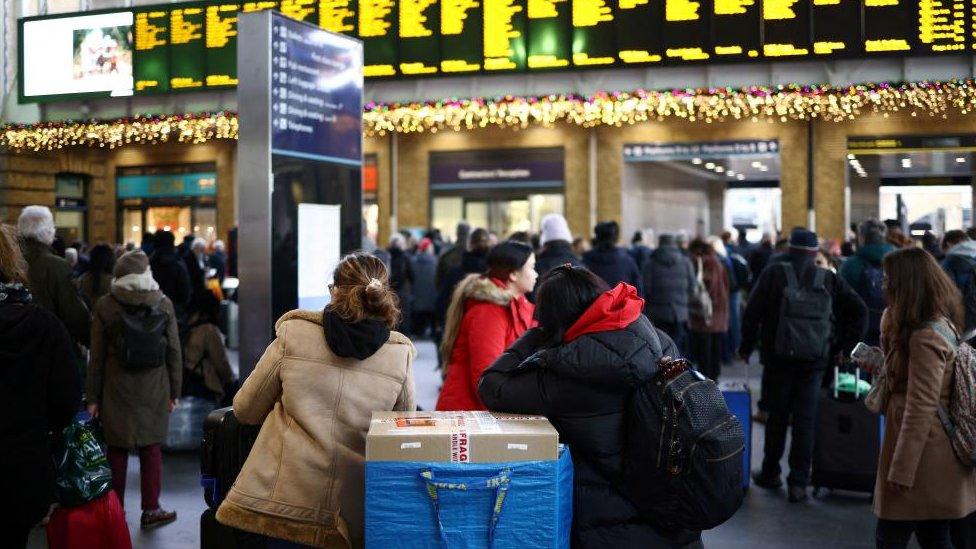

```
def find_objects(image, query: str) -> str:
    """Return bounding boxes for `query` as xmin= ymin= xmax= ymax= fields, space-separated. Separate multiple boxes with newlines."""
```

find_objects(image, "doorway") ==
xmin=119 ymin=200 xmax=217 ymax=247
xmin=431 ymin=194 xmax=564 ymax=238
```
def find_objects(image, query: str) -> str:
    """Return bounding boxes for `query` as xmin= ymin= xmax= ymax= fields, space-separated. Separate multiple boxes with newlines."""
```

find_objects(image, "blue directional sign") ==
xmin=270 ymin=12 xmax=363 ymax=166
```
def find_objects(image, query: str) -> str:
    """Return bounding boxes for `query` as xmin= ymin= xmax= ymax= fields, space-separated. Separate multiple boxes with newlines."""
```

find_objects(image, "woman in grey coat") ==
xmin=87 ymin=250 xmax=182 ymax=529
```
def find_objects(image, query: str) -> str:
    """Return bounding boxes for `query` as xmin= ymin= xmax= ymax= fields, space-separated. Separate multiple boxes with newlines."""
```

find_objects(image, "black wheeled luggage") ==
xmin=811 ymin=368 xmax=882 ymax=495
xmin=200 ymin=407 xmax=261 ymax=509
xmin=201 ymin=508 xmax=265 ymax=549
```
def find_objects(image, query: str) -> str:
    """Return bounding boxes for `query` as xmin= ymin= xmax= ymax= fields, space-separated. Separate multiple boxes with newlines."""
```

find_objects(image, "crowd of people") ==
xmin=2 ymin=206 xmax=236 ymax=544
xmin=6 ymin=201 xmax=976 ymax=548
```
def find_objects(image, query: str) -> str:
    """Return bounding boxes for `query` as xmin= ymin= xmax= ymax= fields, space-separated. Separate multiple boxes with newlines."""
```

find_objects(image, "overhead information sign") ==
xmin=18 ymin=0 xmax=976 ymax=102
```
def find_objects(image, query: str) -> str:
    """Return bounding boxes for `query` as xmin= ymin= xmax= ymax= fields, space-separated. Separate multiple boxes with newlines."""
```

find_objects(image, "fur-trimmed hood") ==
xmin=439 ymin=275 xmax=515 ymax=364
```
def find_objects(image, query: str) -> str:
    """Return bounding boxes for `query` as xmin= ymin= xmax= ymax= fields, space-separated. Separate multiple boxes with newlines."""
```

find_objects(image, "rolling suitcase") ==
xmin=720 ymin=381 xmax=752 ymax=491
xmin=811 ymin=366 xmax=882 ymax=495
xmin=200 ymin=407 xmax=261 ymax=509
xmin=201 ymin=508 xmax=265 ymax=549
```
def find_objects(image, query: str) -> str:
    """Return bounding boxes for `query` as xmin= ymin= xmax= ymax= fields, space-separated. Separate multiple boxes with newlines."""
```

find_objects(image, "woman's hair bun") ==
xmin=328 ymin=252 xmax=401 ymax=328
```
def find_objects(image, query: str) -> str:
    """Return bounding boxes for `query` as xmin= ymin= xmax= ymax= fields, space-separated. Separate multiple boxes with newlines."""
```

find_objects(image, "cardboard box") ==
xmin=366 ymin=411 xmax=560 ymax=463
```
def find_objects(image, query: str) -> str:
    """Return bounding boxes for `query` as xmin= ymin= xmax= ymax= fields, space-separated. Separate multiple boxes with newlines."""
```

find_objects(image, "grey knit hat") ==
xmin=113 ymin=250 xmax=149 ymax=278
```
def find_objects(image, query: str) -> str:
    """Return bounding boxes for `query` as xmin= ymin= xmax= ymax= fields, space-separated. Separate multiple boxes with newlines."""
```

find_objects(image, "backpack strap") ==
xmin=811 ymin=267 xmax=826 ymax=290
xmin=781 ymin=263 xmax=798 ymax=289
xmin=928 ymin=319 xmax=960 ymax=349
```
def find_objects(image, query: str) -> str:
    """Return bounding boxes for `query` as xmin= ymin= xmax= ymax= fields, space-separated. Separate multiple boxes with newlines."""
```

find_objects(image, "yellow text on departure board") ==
xmin=243 ymin=1 xmax=278 ymax=11
xmin=619 ymin=0 xmax=648 ymax=8
xmin=171 ymin=8 xmax=203 ymax=45
xmin=665 ymin=47 xmax=709 ymax=59
xmin=813 ymin=41 xmax=846 ymax=53
xmin=619 ymin=50 xmax=662 ymax=62
xmin=135 ymin=11 xmax=167 ymax=50
xmin=715 ymin=0 xmax=754 ymax=15
xmin=319 ymin=0 xmax=356 ymax=33
xmin=206 ymin=4 xmax=238 ymax=49
xmin=280 ymin=0 xmax=316 ymax=21
xmin=484 ymin=0 xmax=523 ymax=69
xmin=442 ymin=0 xmax=479 ymax=35
xmin=400 ymin=0 xmax=437 ymax=37
xmin=529 ymin=0 xmax=567 ymax=19
xmin=359 ymin=0 xmax=394 ymax=37
xmin=764 ymin=43 xmax=808 ymax=55
xmin=918 ymin=0 xmax=965 ymax=50
xmin=666 ymin=0 xmax=700 ymax=21
xmin=573 ymin=0 xmax=613 ymax=26
xmin=763 ymin=0 xmax=799 ymax=19
xmin=865 ymin=39 xmax=911 ymax=50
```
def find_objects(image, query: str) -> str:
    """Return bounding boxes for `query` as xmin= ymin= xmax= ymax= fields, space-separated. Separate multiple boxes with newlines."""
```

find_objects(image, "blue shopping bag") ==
xmin=365 ymin=446 xmax=573 ymax=549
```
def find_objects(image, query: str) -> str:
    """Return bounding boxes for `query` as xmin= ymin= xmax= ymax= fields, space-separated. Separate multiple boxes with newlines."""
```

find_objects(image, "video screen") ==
xmin=22 ymin=11 xmax=134 ymax=99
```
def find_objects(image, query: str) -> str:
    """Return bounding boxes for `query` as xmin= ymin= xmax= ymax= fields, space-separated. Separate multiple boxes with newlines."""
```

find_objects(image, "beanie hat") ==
xmin=659 ymin=233 xmax=676 ymax=246
xmin=540 ymin=214 xmax=573 ymax=246
xmin=859 ymin=219 xmax=886 ymax=245
xmin=113 ymin=250 xmax=150 ymax=278
xmin=593 ymin=221 xmax=620 ymax=244
xmin=788 ymin=228 xmax=819 ymax=252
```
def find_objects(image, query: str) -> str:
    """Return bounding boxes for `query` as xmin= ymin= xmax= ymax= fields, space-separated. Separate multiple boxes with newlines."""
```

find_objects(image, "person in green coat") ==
xmin=87 ymin=250 xmax=182 ymax=529
xmin=17 ymin=205 xmax=90 ymax=345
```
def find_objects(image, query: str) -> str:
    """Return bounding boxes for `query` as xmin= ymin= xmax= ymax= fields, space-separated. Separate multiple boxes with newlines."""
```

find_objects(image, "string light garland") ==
xmin=2 ymin=80 xmax=976 ymax=151
xmin=0 ymin=111 xmax=237 ymax=152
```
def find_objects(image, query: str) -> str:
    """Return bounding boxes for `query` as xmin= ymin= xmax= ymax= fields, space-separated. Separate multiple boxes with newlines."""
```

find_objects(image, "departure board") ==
xmin=170 ymin=6 xmax=206 ymax=89
xmin=527 ymin=0 xmax=572 ymax=68
xmin=483 ymin=0 xmax=527 ymax=70
xmin=712 ymin=0 xmax=761 ymax=58
xmin=21 ymin=0 xmax=976 ymax=103
xmin=359 ymin=0 xmax=396 ymax=76
xmin=615 ymin=0 xmax=662 ymax=63
xmin=441 ymin=0 xmax=482 ymax=72
xmin=319 ymin=0 xmax=357 ymax=33
xmin=811 ymin=0 xmax=861 ymax=55
xmin=206 ymin=3 xmax=239 ymax=87
xmin=572 ymin=0 xmax=616 ymax=65
xmin=399 ymin=0 xmax=439 ymax=74
xmin=663 ymin=0 xmax=709 ymax=61
xmin=763 ymin=0 xmax=811 ymax=57
xmin=134 ymin=8 xmax=170 ymax=92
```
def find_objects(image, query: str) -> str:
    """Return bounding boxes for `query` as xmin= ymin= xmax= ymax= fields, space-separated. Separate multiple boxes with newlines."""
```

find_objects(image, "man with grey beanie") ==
xmin=535 ymin=213 xmax=581 ymax=281
xmin=839 ymin=219 xmax=895 ymax=346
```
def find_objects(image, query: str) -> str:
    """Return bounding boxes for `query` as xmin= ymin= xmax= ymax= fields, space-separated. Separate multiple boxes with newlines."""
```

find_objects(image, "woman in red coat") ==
xmin=436 ymin=241 xmax=537 ymax=411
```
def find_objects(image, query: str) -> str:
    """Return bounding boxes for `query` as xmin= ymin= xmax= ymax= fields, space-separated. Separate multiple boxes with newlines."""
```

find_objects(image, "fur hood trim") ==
xmin=439 ymin=275 xmax=515 ymax=368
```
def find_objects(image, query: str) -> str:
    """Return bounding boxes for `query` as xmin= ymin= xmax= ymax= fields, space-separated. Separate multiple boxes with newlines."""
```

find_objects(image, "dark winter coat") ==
xmin=583 ymin=245 xmax=643 ymax=296
xmin=535 ymin=240 xmax=582 ymax=280
xmin=839 ymin=241 xmax=896 ymax=345
xmin=87 ymin=285 xmax=182 ymax=448
xmin=388 ymin=247 xmax=415 ymax=300
xmin=628 ymin=244 xmax=653 ymax=271
xmin=20 ymin=238 xmax=91 ymax=345
xmin=642 ymin=244 xmax=695 ymax=325
xmin=184 ymin=252 xmax=210 ymax=309
xmin=435 ymin=243 xmax=464 ymax=289
xmin=150 ymin=247 xmax=192 ymax=314
xmin=689 ymin=251 xmax=730 ymax=334
xmin=479 ymin=285 xmax=700 ymax=549
xmin=435 ymin=249 xmax=488 ymax=323
xmin=941 ymin=240 xmax=976 ymax=334
xmin=740 ymin=252 xmax=868 ymax=368
xmin=747 ymin=242 xmax=774 ymax=282
xmin=0 ymin=299 xmax=81 ymax=528
xmin=410 ymin=253 xmax=438 ymax=313
xmin=77 ymin=271 xmax=113 ymax=310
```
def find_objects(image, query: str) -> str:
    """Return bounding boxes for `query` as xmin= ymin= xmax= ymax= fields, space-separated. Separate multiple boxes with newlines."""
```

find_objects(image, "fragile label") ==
xmin=507 ymin=443 xmax=528 ymax=451
xmin=400 ymin=442 xmax=422 ymax=449
xmin=450 ymin=430 xmax=470 ymax=462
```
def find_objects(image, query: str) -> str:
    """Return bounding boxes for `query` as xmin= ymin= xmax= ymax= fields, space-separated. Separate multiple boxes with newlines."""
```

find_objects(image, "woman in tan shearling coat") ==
xmin=216 ymin=253 xmax=416 ymax=548
xmin=871 ymin=248 xmax=976 ymax=548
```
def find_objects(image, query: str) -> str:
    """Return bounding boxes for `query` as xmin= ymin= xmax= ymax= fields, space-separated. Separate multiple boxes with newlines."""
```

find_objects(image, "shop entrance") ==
xmin=432 ymin=194 xmax=564 ymax=237
xmin=847 ymin=137 xmax=976 ymax=236
xmin=116 ymin=163 xmax=219 ymax=246
xmin=621 ymin=141 xmax=781 ymax=243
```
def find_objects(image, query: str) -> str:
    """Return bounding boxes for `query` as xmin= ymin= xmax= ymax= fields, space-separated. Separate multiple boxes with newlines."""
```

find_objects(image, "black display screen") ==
xmin=712 ymin=0 xmax=761 ymax=59
xmin=811 ymin=0 xmax=861 ymax=56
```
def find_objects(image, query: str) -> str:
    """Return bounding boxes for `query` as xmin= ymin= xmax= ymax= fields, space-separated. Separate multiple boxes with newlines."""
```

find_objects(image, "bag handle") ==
xmin=420 ymin=468 xmax=513 ymax=547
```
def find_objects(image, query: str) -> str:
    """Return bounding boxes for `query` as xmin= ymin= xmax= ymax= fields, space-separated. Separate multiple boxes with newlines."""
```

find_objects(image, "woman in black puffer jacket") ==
xmin=479 ymin=265 xmax=702 ymax=549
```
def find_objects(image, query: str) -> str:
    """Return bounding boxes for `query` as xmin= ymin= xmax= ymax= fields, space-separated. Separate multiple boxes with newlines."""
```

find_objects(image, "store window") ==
xmin=429 ymin=147 xmax=565 ymax=239
xmin=54 ymin=173 xmax=89 ymax=243
xmin=116 ymin=163 xmax=218 ymax=247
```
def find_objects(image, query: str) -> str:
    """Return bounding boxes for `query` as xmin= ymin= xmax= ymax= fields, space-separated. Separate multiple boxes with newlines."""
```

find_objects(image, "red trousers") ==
xmin=107 ymin=444 xmax=162 ymax=511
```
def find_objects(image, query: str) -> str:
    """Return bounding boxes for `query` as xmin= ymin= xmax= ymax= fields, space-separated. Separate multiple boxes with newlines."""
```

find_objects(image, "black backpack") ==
xmin=774 ymin=263 xmax=833 ymax=362
xmin=113 ymin=297 xmax=169 ymax=370
xmin=861 ymin=262 xmax=887 ymax=344
xmin=729 ymin=253 xmax=752 ymax=292
xmin=948 ymin=255 xmax=976 ymax=335
xmin=620 ymin=357 xmax=745 ymax=532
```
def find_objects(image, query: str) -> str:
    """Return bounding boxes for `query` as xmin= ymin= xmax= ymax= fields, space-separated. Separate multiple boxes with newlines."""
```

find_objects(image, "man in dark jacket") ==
xmin=534 ymin=213 xmax=581 ymax=280
xmin=17 ymin=205 xmax=90 ymax=345
xmin=628 ymin=230 xmax=653 ymax=271
xmin=941 ymin=230 xmax=976 ymax=338
xmin=739 ymin=228 xmax=867 ymax=503
xmin=388 ymin=232 xmax=415 ymax=334
xmin=747 ymin=233 xmax=775 ymax=282
xmin=642 ymin=233 xmax=695 ymax=355
xmin=435 ymin=221 xmax=470 ymax=290
xmin=480 ymin=277 xmax=701 ymax=549
xmin=150 ymin=230 xmax=192 ymax=318
xmin=411 ymin=238 xmax=438 ymax=337
xmin=184 ymin=237 xmax=211 ymax=314
xmin=839 ymin=219 xmax=894 ymax=346
xmin=435 ymin=227 xmax=490 ymax=325
xmin=583 ymin=221 xmax=643 ymax=295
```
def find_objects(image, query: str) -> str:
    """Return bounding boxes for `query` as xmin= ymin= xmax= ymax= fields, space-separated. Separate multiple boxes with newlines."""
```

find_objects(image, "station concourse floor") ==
xmin=28 ymin=340 xmax=879 ymax=548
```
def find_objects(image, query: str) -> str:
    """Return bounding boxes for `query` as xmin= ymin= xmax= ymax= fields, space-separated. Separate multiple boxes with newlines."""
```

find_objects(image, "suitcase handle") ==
xmin=420 ymin=468 xmax=513 ymax=548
